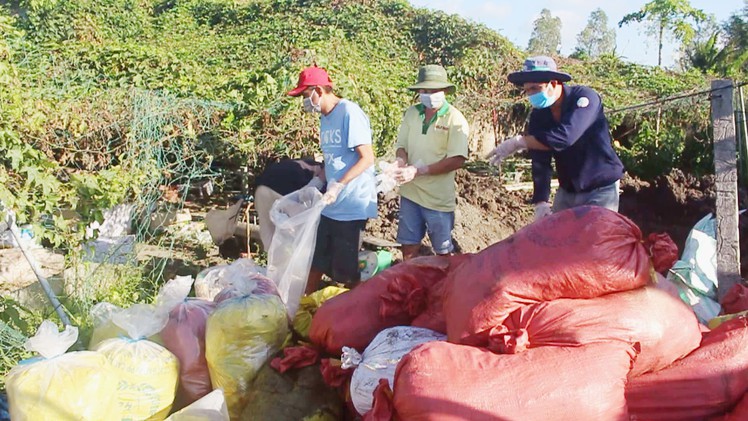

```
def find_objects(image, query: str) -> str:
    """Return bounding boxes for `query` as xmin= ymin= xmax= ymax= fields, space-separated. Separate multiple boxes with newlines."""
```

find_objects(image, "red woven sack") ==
xmin=721 ymin=283 xmax=748 ymax=314
xmin=310 ymin=256 xmax=453 ymax=355
xmin=627 ymin=316 xmax=748 ymax=420
xmin=443 ymin=206 xmax=673 ymax=345
xmin=392 ymin=341 xmax=634 ymax=421
xmin=709 ymin=393 xmax=748 ymax=421
xmin=492 ymin=286 xmax=701 ymax=376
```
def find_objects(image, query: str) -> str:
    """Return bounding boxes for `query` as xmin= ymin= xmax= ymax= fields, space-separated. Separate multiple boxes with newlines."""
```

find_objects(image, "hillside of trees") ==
xmin=0 ymin=0 xmax=743 ymax=247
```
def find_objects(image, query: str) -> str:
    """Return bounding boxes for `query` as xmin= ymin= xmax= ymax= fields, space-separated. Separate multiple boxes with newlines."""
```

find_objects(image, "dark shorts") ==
xmin=311 ymin=215 xmax=366 ymax=285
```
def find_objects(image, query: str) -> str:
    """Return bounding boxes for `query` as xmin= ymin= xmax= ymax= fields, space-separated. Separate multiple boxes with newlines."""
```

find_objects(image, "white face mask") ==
xmin=419 ymin=91 xmax=446 ymax=109
xmin=303 ymin=89 xmax=321 ymax=113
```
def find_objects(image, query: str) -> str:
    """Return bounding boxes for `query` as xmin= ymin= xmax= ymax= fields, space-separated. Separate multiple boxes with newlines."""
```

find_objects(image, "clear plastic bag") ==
xmin=165 ymin=389 xmax=229 ymax=421
xmin=6 ymin=320 xmax=120 ymax=421
xmin=375 ymin=161 xmax=399 ymax=193
xmin=89 ymin=275 xmax=191 ymax=347
xmin=267 ymin=186 xmax=325 ymax=317
xmin=194 ymin=258 xmax=266 ymax=300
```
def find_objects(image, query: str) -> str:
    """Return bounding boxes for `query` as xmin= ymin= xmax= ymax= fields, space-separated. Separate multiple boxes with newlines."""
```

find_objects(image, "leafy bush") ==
xmin=0 ymin=0 xmax=718 ymax=245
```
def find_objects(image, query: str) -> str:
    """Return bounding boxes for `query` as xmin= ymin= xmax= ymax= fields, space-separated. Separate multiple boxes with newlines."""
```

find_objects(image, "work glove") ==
xmin=376 ymin=161 xmax=399 ymax=193
xmin=534 ymin=201 xmax=552 ymax=221
xmin=322 ymin=180 xmax=345 ymax=205
xmin=486 ymin=135 xmax=528 ymax=166
xmin=305 ymin=176 xmax=325 ymax=191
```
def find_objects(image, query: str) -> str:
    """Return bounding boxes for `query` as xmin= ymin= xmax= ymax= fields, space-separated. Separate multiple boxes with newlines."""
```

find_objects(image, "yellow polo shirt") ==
xmin=395 ymin=102 xmax=469 ymax=212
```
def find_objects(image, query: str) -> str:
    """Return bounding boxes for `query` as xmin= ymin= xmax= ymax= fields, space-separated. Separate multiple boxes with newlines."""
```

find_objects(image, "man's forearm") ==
xmin=523 ymin=135 xmax=551 ymax=151
xmin=422 ymin=156 xmax=466 ymax=175
xmin=396 ymin=148 xmax=408 ymax=164
xmin=338 ymin=145 xmax=375 ymax=185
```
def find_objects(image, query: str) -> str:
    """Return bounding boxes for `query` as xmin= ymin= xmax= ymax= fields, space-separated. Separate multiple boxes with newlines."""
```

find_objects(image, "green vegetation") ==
xmin=0 ymin=0 xmax=729 ymax=383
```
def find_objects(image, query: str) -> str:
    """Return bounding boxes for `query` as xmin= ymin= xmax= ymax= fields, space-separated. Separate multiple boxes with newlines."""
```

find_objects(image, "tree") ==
xmin=683 ymin=31 xmax=729 ymax=74
xmin=574 ymin=8 xmax=616 ymax=58
xmin=681 ymin=16 xmax=728 ymax=74
xmin=721 ymin=1 xmax=748 ymax=75
xmin=618 ymin=0 xmax=707 ymax=67
xmin=527 ymin=9 xmax=562 ymax=55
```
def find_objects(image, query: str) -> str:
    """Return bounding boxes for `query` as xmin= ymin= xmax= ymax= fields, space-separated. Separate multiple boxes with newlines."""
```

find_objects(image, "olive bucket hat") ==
xmin=407 ymin=64 xmax=456 ymax=93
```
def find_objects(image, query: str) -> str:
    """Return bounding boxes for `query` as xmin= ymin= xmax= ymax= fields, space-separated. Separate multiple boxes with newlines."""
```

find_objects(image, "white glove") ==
xmin=486 ymin=135 xmax=528 ymax=167
xmin=376 ymin=161 xmax=399 ymax=193
xmin=322 ymin=180 xmax=345 ymax=205
xmin=394 ymin=166 xmax=418 ymax=183
xmin=534 ymin=202 xmax=552 ymax=221
xmin=305 ymin=176 xmax=325 ymax=190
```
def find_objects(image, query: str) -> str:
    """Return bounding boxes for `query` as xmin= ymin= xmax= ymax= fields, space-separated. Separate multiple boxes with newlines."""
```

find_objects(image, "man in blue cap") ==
xmin=487 ymin=56 xmax=624 ymax=220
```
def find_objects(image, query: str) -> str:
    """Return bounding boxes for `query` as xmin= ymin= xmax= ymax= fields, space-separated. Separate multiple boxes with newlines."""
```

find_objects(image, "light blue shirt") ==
xmin=319 ymin=99 xmax=377 ymax=221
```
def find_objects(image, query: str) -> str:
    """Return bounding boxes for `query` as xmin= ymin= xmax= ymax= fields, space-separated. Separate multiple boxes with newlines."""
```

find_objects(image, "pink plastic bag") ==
xmin=160 ymin=298 xmax=216 ymax=408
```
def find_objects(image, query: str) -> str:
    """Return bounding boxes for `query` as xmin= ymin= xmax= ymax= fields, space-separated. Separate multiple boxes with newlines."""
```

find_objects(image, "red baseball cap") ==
xmin=287 ymin=65 xmax=334 ymax=97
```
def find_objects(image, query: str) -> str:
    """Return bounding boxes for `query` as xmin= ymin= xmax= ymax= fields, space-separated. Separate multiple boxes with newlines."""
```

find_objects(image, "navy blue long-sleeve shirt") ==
xmin=527 ymin=85 xmax=624 ymax=204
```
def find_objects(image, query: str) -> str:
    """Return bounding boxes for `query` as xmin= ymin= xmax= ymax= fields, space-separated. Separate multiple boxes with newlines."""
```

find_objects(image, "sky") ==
xmin=408 ymin=0 xmax=744 ymax=68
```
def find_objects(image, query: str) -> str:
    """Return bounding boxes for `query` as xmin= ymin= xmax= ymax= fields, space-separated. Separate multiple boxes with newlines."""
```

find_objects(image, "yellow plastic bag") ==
xmin=93 ymin=278 xmax=191 ymax=421
xmin=6 ymin=320 xmax=120 ymax=421
xmin=708 ymin=309 xmax=748 ymax=329
xmin=292 ymin=286 xmax=348 ymax=339
xmin=96 ymin=337 xmax=179 ymax=420
xmin=206 ymin=290 xmax=289 ymax=419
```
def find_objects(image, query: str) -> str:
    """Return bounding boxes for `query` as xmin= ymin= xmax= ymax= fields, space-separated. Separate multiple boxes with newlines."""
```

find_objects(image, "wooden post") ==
xmin=710 ymin=80 xmax=742 ymax=301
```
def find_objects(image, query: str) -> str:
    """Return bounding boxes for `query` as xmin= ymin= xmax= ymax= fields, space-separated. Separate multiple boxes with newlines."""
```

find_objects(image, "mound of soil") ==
xmin=619 ymin=169 xmax=748 ymax=278
xmin=365 ymin=169 xmax=533 ymax=255
xmin=368 ymin=167 xmax=747 ymax=279
xmin=184 ymin=167 xmax=746 ymax=280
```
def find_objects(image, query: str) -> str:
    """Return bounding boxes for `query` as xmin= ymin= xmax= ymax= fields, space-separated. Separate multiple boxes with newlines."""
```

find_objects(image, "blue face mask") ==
xmin=528 ymin=88 xmax=557 ymax=109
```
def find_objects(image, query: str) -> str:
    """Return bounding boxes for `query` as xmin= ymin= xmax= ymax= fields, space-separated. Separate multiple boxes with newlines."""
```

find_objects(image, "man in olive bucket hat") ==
xmin=391 ymin=64 xmax=469 ymax=259
xmin=487 ymin=56 xmax=624 ymax=220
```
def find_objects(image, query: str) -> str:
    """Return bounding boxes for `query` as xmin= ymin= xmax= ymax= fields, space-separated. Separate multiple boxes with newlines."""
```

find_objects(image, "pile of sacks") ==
xmin=4 ymin=259 xmax=292 ymax=421
xmin=308 ymin=206 xmax=748 ymax=420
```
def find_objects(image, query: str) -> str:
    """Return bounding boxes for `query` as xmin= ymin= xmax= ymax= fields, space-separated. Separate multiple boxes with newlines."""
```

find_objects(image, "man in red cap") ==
xmin=288 ymin=65 xmax=377 ymax=294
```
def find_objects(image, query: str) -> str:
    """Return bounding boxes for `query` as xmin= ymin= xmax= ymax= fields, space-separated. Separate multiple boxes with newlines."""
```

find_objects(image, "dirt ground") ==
xmin=367 ymin=167 xmax=747 ymax=277
xmin=177 ymin=167 xmax=747 ymax=280
xmin=366 ymin=170 xmax=533 ymax=256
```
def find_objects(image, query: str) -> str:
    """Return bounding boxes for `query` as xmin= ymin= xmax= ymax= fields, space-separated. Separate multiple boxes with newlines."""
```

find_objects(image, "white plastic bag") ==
xmin=345 ymin=326 xmax=446 ymax=416
xmin=165 ymin=389 xmax=229 ymax=421
xmin=266 ymin=186 xmax=325 ymax=317
xmin=6 ymin=320 xmax=120 ymax=421
xmin=194 ymin=258 xmax=266 ymax=300
xmin=667 ymin=213 xmax=722 ymax=323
